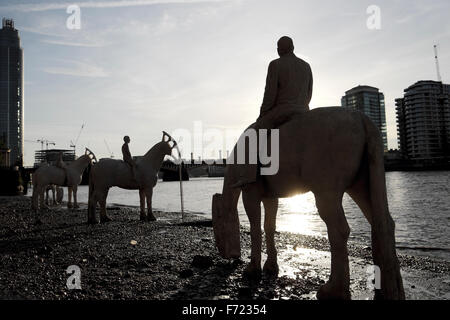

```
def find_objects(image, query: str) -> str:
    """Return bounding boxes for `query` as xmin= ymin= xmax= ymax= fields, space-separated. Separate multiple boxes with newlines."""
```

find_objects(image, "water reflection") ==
xmin=70 ymin=172 xmax=450 ymax=260
xmin=277 ymin=193 xmax=325 ymax=236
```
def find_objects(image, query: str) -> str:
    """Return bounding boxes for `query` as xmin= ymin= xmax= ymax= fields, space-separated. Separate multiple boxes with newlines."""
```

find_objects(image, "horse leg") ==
xmin=315 ymin=192 xmax=351 ymax=300
xmin=88 ymin=190 xmax=99 ymax=224
xmin=73 ymin=186 xmax=79 ymax=209
xmin=242 ymin=185 xmax=262 ymax=279
xmin=45 ymin=188 xmax=49 ymax=206
xmin=145 ymin=188 xmax=156 ymax=221
xmin=99 ymin=189 xmax=111 ymax=223
xmin=51 ymin=186 xmax=56 ymax=205
xmin=67 ymin=187 xmax=73 ymax=209
xmin=262 ymin=197 xmax=279 ymax=277
xmin=40 ymin=186 xmax=49 ymax=210
xmin=347 ymin=175 xmax=404 ymax=300
xmin=31 ymin=186 xmax=38 ymax=211
xmin=35 ymin=185 xmax=46 ymax=224
xmin=139 ymin=189 xmax=147 ymax=221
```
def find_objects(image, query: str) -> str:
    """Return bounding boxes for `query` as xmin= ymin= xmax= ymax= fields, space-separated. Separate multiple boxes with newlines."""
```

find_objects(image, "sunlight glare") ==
xmin=283 ymin=192 xmax=317 ymax=214
xmin=277 ymin=192 xmax=323 ymax=236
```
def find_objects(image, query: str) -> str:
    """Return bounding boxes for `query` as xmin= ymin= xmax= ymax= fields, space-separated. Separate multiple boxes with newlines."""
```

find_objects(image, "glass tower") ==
xmin=0 ymin=18 xmax=24 ymax=166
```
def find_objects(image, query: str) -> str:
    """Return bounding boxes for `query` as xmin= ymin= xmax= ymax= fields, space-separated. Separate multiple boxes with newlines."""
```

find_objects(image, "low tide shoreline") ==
xmin=0 ymin=196 xmax=448 ymax=300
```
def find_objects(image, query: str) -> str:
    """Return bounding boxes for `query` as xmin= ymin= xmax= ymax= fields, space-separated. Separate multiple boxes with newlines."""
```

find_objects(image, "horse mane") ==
xmin=140 ymin=141 xmax=166 ymax=163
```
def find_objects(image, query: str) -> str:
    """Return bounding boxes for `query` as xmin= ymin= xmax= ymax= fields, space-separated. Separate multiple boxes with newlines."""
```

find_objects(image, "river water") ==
xmin=71 ymin=171 xmax=450 ymax=261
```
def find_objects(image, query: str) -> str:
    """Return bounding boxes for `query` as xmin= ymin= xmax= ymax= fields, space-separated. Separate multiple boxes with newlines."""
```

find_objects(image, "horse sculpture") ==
xmin=32 ymin=148 xmax=97 ymax=212
xmin=212 ymin=107 xmax=405 ymax=300
xmin=87 ymin=132 xmax=177 ymax=224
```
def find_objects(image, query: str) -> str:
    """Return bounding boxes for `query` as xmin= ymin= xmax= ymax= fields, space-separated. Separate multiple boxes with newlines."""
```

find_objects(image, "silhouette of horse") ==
xmin=212 ymin=107 xmax=405 ymax=300
xmin=87 ymin=132 xmax=177 ymax=224
xmin=32 ymin=148 xmax=96 ymax=214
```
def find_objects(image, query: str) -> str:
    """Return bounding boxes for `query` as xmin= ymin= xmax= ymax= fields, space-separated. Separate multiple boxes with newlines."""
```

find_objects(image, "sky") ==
xmin=1 ymin=0 xmax=449 ymax=165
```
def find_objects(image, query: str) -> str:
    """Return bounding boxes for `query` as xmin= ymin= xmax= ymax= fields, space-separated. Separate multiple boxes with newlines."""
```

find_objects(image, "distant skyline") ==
xmin=1 ymin=0 xmax=449 ymax=165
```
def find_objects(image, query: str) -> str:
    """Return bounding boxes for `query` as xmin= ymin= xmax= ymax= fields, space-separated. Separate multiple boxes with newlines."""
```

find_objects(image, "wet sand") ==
xmin=0 ymin=196 xmax=448 ymax=300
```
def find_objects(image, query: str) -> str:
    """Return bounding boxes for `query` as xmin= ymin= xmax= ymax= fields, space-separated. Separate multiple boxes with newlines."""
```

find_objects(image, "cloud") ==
xmin=42 ymin=60 xmax=109 ymax=77
xmin=41 ymin=39 xmax=111 ymax=47
xmin=394 ymin=1 xmax=447 ymax=24
xmin=19 ymin=26 xmax=67 ymax=37
xmin=0 ymin=0 xmax=231 ymax=12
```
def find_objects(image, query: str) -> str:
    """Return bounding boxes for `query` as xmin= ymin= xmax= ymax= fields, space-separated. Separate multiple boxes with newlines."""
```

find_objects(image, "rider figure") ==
xmin=232 ymin=36 xmax=313 ymax=188
xmin=122 ymin=136 xmax=137 ymax=181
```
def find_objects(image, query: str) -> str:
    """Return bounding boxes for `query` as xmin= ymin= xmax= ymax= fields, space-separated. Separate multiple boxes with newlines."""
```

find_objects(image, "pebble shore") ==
xmin=0 ymin=196 xmax=448 ymax=300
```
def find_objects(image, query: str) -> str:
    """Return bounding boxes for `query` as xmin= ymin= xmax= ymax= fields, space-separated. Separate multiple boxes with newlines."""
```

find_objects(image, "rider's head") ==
xmin=277 ymin=36 xmax=294 ymax=56
xmin=124 ymin=136 xmax=130 ymax=143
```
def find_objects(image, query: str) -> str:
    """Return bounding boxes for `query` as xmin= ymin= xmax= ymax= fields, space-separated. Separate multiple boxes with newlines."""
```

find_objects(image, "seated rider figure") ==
xmin=232 ymin=36 xmax=313 ymax=188
xmin=122 ymin=136 xmax=137 ymax=182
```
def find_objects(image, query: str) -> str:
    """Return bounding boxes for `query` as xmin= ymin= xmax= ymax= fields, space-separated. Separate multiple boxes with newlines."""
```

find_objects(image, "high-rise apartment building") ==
xmin=341 ymin=85 xmax=388 ymax=151
xmin=0 ymin=18 xmax=24 ymax=166
xmin=395 ymin=80 xmax=450 ymax=163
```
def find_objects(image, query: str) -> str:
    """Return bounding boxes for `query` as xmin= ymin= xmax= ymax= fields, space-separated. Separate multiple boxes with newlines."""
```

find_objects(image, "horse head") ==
xmin=84 ymin=147 xmax=98 ymax=164
xmin=161 ymin=131 xmax=179 ymax=158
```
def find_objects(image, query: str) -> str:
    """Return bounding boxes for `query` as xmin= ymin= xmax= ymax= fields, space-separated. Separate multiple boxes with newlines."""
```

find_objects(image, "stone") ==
xmin=191 ymin=255 xmax=213 ymax=269
xmin=179 ymin=269 xmax=194 ymax=278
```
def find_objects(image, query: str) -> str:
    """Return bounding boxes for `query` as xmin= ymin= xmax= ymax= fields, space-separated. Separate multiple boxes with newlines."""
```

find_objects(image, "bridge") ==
xmin=159 ymin=159 xmax=226 ymax=181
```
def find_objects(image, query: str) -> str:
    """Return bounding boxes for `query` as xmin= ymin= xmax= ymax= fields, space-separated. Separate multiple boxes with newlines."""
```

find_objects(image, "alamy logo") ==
xmin=366 ymin=5 xmax=381 ymax=30
xmin=171 ymin=122 xmax=280 ymax=175
xmin=66 ymin=4 xmax=81 ymax=30
xmin=66 ymin=265 xmax=81 ymax=290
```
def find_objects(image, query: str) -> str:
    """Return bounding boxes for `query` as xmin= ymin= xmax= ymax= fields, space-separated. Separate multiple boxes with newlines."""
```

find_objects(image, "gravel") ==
xmin=0 ymin=196 xmax=448 ymax=300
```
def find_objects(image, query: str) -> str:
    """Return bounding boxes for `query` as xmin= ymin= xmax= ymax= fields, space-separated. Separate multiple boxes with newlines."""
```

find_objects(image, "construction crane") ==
xmin=104 ymin=139 xmax=114 ymax=158
xmin=33 ymin=138 xmax=55 ymax=150
xmin=434 ymin=44 xmax=442 ymax=82
xmin=45 ymin=141 xmax=55 ymax=149
xmin=70 ymin=124 xmax=85 ymax=155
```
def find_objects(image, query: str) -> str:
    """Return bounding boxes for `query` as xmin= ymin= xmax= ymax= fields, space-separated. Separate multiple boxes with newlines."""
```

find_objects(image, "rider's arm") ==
xmin=259 ymin=60 xmax=279 ymax=116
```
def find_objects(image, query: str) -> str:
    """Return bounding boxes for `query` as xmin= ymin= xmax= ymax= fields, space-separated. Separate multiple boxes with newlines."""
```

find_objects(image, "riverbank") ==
xmin=0 ymin=196 xmax=448 ymax=300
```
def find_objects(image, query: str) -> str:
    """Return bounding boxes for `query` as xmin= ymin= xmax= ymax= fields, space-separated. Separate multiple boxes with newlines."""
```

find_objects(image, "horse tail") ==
xmin=212 ymin=163 xmax=242 ymax=259
xmin=363 ymin=115 xmax=405 ymax=299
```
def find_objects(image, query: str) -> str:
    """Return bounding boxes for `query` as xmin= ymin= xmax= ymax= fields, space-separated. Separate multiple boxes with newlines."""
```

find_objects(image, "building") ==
xmin=395 ymin=80 xmax=450 ymax=163
xmin=341 ymin=85 xmax=388 ymax=151
xmin=34 ymin=149 xmax=76 ymax=167
xmin=0 ymin=18 xmax=24 ymax=166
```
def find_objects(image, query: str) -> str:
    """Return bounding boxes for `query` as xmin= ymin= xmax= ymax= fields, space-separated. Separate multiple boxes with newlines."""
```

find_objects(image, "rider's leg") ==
xmin=231 ymin=123 xmax=261 ymax=188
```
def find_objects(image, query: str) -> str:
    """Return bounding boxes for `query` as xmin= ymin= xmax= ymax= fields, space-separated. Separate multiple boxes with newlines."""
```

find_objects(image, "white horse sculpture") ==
xmin=212 ymin=107 xmax=405 ymax=300
xmin=87 ymin=132 xmax=177 ymax=224
xmin=32 ymin=148 xmax=97 ymax=212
